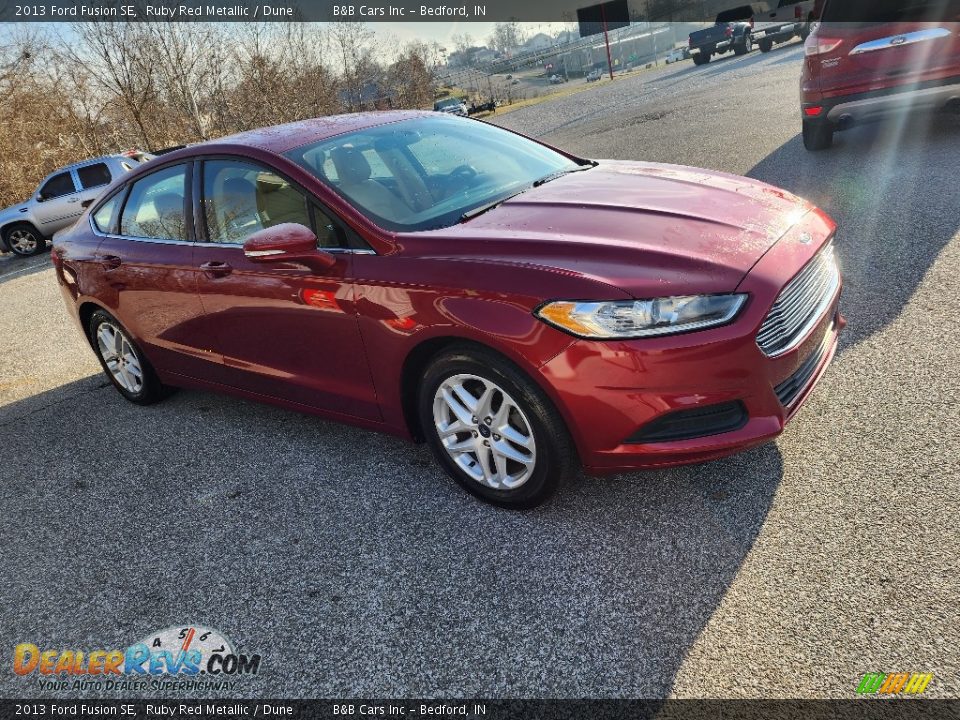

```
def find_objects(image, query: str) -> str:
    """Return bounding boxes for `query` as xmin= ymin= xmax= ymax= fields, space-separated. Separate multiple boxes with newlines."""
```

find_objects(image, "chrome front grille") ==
xmin=756 ymin=244 xmax=840 ymax=357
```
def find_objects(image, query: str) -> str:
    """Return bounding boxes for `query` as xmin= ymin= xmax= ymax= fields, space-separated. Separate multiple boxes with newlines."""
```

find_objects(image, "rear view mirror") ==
xmin=242 ymin=223 xmax=337 ymax=271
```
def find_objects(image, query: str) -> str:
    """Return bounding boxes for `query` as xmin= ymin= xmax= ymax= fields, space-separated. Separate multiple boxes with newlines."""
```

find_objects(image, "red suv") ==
xmin=52 ymin=112 xmax=843 ymax=508
xmin=801 ymin=0 xmax=960 ymax=150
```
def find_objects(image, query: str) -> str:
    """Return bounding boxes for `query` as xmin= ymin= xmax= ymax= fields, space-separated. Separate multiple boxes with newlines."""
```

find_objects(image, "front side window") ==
xmin=285 ymin=116 xmax=583 ymax=232
xmin=77 ymin=163 xmax=112 ymax=190
xmin=203 ymin=160 xmax=313 ymax=244
xmin=119 ymin=164 xmax=188 ymax=241
xmin=39 ymin=172 xmax=77 ymax=201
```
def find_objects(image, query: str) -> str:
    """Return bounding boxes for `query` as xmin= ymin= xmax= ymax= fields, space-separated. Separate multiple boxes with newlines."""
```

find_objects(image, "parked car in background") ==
xmin=753 ymin=0 xmax=816 ymax=52
xmin=586 ymin=68 xmax=604 ymax=82
xmin=549 ymin=74 xmax=568 ymax=84
xmin=665 ymin=47 xmax=691 ymax=63
xmin=0 ymin=151 xmax=153 ymax=257
xmin=801 ymin=0 xmax=960 ymax=150
xmin=468 ymin=100 xmax=497 ymax=115
xmin=688 ymin=5 xmax=758 ymax=64
xmin=433 ymin=97 xmax=468 ymax=117
xmin=53 ymin=111 xmax=843 ymax=508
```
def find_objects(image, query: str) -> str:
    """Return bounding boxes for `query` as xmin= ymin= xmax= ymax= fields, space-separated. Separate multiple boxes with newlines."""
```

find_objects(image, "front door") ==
xmin=191 ymin=157 xmax=380 ymax=421
xmin=33 ymin=170 xmax=82 ymax=236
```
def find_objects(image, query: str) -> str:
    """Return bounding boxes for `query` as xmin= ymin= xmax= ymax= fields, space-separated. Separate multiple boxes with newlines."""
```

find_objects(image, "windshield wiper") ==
xmin=459 ymin=162 xmax=598 ymax=223
xmin=459 ymin=188 xmax=530 ymax=222
xmin=532 ymin=163 xmax=595 ymax=187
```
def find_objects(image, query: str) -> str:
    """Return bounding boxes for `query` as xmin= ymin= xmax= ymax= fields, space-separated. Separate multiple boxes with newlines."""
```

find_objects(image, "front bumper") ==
xmin=538 ymin=210 xmax=844 ymax=474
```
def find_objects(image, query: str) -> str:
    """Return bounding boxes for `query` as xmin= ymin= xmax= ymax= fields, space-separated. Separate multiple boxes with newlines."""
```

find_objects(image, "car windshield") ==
xmin=285 ymin=116 xmax=583 ymax=232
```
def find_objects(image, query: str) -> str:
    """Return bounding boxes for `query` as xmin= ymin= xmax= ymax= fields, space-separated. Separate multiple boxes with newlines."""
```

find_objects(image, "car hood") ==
xmin=0 ymin=202 xmax=31 ymax=225
xmin=411 ymin=160 xmax=814 ymax=298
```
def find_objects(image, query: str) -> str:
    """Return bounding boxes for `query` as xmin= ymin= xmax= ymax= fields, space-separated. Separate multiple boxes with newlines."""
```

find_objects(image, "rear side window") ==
xmin=92 ymin=194 xmax=121 ymax=233
xmin=202 ymin=159 xmax=312 ymax=244
xmin=119 ymin=164 xmax=189 ymax=241
xmin=77 ymin=163 xmax=112 ymax=190
xmin=822 ymin=0 xmax=960 ymax=22
xmin=39 ymin=172 xmax=76 ymax=200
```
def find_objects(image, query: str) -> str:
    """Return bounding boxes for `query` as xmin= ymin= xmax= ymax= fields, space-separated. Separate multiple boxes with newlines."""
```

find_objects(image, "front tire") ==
xmin=88 ymin=309 xmax=169 ymax=405
xmin=3 ymin=223 xmax=46 ymax=257
xmin=418 ymin=346 xmax=576 ymax=509
xmin=758 ymin=38 xmax=773 ymax=53
xmin=803 ymin=119 xmax=834 ymax=151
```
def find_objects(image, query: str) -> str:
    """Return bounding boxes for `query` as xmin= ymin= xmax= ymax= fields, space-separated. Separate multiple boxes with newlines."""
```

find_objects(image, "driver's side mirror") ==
xmin=242 ymin=223 xmax=337 ymax=271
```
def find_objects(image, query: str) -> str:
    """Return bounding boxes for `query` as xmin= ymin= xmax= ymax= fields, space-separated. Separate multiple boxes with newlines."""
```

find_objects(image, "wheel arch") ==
xmin=0 ymin=220 xmax=44 ymax=249
xmin=398 ymin=334 xmax=577 ymax=456
xmin=78 ymin=300 xmax=112 ymax=347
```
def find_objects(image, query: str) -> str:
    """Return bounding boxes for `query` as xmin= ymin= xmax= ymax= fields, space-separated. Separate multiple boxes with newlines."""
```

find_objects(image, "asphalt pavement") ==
xmin=1 ymin=42 xmax=958 ymax=699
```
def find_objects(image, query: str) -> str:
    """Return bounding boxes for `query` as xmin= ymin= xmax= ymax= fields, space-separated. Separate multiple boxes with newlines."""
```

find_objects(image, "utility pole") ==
xmin=601 ymin=2 xmax=614 ymax=80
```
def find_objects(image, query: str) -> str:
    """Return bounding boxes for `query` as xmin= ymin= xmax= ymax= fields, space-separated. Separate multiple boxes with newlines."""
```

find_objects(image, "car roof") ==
xmin=194 ymin=110 xmax=437 ymax=155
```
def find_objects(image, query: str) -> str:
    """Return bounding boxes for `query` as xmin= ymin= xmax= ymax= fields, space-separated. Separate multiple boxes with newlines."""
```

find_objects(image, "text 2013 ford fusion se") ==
xmin=52 ymin=112 xmax=844 ymax=508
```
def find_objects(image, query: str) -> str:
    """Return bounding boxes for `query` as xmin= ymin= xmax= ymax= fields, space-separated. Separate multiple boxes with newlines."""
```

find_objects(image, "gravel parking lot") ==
xmin=1 ymin=43 xmax=958 ymax=699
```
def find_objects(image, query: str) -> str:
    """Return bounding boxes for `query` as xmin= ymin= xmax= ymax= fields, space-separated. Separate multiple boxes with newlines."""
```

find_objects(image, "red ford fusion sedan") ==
xmin=52 ymin=111 xmax=844 ymax=508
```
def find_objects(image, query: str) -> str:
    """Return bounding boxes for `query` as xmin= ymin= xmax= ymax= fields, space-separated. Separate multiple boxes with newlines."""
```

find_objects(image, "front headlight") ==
xmin=535 ymin=294 xmax=748 ymax=339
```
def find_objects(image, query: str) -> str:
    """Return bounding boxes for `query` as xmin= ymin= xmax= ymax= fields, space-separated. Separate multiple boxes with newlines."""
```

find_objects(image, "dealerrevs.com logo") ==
xmin=13 ymin=625 xmax=261 ymax=692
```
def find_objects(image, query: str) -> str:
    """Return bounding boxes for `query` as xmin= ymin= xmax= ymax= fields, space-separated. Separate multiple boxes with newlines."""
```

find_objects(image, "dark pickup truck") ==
xmin=689 ymin=1 xmax=815 ymax=64
xmin=687 ymin=5 xmax=758 ymax=65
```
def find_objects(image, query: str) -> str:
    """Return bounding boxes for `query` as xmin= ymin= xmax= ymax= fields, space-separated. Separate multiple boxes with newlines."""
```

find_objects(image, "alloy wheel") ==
xmin=96 ymin=322 xmax=144 ymax=394
xmin=8 ymin=229 xmax=39 ymax=255
xmin=432 ymin=373 xmax=537 ymax=490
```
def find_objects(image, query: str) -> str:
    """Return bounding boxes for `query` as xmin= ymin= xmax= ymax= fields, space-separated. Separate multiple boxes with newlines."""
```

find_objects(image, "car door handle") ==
xmin=67 ymin=197 xmax=79 ymax=204
xmin=97 ymin=254 xmax=122 ymax=270
xmin=200 ymin=261 xmax=233 ymax=277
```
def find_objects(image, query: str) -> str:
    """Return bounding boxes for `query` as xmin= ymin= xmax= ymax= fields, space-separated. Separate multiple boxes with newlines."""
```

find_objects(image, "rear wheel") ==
xmin=803 ymin=119 xmax=834 ymax=151
xmin=800 ymin=21 xmax=812 ymax=40
xmin=693 ymin=52 xmax=710 ymax=66
xmin=758 ymin=38 xmax=773 ymax=53
xmin=734 ymin=33 xmax=753 ymax=55
xmin=89 ymin=309 xmax=170 ymax=405
xmin=418 ymin=346 xmax=576 ymax=509
xmin=3 ymin=223 xmax=46 ymax=257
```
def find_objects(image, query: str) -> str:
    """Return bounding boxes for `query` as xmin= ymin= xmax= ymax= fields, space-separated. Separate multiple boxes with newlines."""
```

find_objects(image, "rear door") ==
xmin=191 ymin=157 xmax=380 ymax=421
xmin=92 ymin=162 xmax=217 ymax=380
xmin=816 ymin=0 xmax=960 ymax=96
xmin=32 ymin=171 xmax=82 ymax=235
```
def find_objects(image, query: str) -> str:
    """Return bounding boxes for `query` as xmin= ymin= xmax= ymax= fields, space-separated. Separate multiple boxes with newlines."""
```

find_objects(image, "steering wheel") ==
xmin=450 ymin=165 xmax=479 ymax=182
xmin=445 ymin=165 xmax=481 ymax=197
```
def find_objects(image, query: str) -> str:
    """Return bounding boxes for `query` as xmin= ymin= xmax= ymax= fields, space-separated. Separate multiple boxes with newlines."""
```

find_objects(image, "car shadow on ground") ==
xmin=0 ymin=370 xmax=783 ymax=697
xmin=748 ymin=112 xmax=960 ymax=351
xmin=0 ymin=253 xmax=50 ymax=286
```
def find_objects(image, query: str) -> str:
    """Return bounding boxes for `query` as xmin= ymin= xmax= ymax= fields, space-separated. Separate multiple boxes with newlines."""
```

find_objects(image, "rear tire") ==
xmin=759 ymin=38 xmax=773 ymax=53
xmin=693 ymin=52 xmax=710 ymax=66
xmin=734 ymin=33 xmax=753 ymax=55
xmin=88 ymin=309 xmax=171 ymax=405
xmin=803 ymin=119 xmax=834 ymax=151
xmin=418 ymin=346 xmax=576 ymax=509
xmin=3 ymin=223 xmax=46 ymax=257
